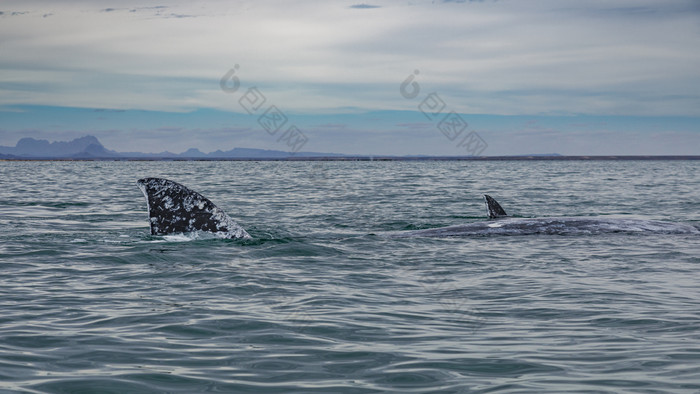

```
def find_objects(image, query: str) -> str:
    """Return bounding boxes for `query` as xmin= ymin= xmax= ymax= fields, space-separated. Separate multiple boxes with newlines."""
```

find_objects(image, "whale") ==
xmin=388 ymin=195 xmax=700 ymax=237
xmin=136 ymin=180 xmax=697 ymax=239
xmin=137 ymin=178 xmax=251 ymax=239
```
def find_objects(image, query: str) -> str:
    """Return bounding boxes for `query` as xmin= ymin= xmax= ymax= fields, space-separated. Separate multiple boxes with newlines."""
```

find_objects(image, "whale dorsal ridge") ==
xmin=137 ymin=178 xmax=250 ymax=239
xmin=484 ymin=195 xmax=508 ymax=219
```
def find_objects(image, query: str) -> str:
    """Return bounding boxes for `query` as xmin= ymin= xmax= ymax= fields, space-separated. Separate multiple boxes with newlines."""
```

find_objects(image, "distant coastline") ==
xmin=1 ymin=135 xmax=698 ymax=161
xmin=3 ymin=156 xmax=700 ymax=162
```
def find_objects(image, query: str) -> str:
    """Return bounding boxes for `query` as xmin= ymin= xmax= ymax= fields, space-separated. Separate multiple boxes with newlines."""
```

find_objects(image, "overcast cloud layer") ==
xmin=1 ymin=0 xmax=699 ymax=155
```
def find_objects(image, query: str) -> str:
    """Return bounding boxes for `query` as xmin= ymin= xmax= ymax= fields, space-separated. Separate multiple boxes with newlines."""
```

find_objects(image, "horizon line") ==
xmin=3 ymin=155 xmax=700 ymax=162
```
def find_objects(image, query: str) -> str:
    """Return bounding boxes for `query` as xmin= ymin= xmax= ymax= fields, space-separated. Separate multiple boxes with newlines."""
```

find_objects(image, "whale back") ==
xmin=137 ymin=178 xmax=250 ymax=239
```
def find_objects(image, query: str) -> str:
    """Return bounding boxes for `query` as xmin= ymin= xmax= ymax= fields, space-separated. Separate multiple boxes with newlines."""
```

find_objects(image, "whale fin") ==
xmin=137 ymin=178 xmax=251 ymax=239
xmin=484 ymin=195 xmax=507 ymax=219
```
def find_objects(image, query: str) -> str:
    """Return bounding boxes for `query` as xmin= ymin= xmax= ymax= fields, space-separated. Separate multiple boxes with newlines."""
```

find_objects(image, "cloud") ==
xmin=1 ymin=10 xmax=29 ymax=16
xmin=168 ymin=13 xmax=195 ymax=18
xmin=313 ymin=123 xmax=347 ymax=129
xmin=0 ymin=0 xmax=698 ymax=155
xmin=93 ymin=108 xmax=126 ymax=113
xmin=349 ymin=4 xmax=381 ymax=9
xmin=396 ymin=122 xmax=432 ymax=130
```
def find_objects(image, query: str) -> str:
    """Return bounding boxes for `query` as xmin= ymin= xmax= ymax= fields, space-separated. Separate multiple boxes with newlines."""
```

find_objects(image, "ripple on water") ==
xmin=1 ymin=161 xmax=700 ymax=392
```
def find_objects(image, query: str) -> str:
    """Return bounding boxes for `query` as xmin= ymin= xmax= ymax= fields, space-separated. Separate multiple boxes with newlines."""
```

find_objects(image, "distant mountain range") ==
xmin=0 ymin=136 xmax=345 ymax=159
xmin=2 ymin=137 xmax=697 ymax=161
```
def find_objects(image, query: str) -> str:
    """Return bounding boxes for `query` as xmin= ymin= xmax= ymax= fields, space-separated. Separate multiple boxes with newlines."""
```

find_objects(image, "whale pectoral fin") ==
xmin=484 ymin=195 xmax=507 ymax=219
xmin=137 ymin=178 xmax=251 ymax=239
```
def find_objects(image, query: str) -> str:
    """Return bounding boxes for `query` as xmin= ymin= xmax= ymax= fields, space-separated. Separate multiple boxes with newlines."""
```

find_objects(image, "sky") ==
xmin=1 ymin=0 xmax=699 ymax=156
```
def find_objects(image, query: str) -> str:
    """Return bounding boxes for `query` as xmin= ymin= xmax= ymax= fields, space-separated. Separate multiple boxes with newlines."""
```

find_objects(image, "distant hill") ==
xmin=0 ymin=136 xmax=120 ymax=158
xmin=207 ymin=147 xmax=344 ymax=158
xmin=0 ymin=135 xmax=344 ymax=159
xmin=513 ymin=153 xmax=562 ymax=157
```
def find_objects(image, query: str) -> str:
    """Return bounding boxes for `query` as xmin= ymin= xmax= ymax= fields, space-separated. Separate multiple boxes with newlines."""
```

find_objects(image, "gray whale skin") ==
xmin=137 ymin=179 xmax=697 ymax=239
xmin=389 ymin=195 xmax=699 ymax=237
xmin=137 ymin=178 xmax=250 ymax=239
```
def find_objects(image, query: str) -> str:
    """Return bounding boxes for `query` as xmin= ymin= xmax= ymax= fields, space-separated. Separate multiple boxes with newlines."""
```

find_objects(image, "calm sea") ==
xmin=1 ymin=160 xmax=699 ymax=393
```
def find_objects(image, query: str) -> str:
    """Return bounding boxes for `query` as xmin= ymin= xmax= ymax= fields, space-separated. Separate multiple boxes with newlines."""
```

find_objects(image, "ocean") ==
xmin=1 ymin=160 xmax=699 ymax=393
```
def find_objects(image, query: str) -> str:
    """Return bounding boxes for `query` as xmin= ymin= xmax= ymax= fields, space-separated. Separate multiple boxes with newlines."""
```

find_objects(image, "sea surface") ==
xmin=1 ymin=160 xmax=699 ymax=393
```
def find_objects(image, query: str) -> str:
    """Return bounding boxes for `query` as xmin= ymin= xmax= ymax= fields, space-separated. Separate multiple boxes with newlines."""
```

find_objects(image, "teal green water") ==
xmin=1 ymin=160 xmax=699 ymax=393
